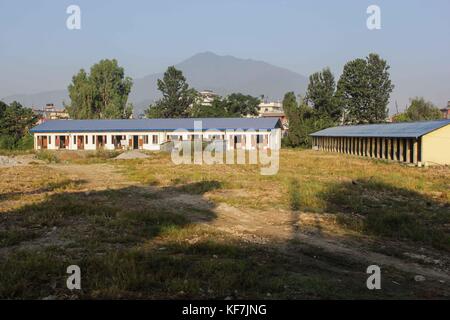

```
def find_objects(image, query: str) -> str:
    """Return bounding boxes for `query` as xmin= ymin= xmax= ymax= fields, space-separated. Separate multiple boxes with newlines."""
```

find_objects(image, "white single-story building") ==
xmin=30 ymin=118 xmax=282 ymax=151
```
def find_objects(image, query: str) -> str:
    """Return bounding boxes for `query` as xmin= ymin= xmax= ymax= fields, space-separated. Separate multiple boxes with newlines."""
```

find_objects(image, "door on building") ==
xmin=133 ymin=135 xmax=139 ymax=150
xmin=77 ymin=136 xmax=84 ymax=150
xmin=96 ymin=135 xmax=105 ymax=148
xmin=59 ymin=136 xmax=67 ymax=149
xmin=41 ymin=136 xmax=48 ymax=149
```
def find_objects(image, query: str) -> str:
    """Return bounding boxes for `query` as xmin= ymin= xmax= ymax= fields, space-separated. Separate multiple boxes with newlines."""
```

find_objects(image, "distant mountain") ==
xmin=2 ymin=90 xmax=69 ymax=110
xmin=2 ymin=52 xmax=308 ymax=114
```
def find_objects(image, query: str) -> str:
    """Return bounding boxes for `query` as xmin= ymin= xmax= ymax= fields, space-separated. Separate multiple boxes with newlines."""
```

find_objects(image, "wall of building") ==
xmin=421 ymin=124 xmax=450 ymax=165
xmin=34 ymin=132 xmax=166 ymax=151
xmin=33 ymin=129 xmax=281 ymax=152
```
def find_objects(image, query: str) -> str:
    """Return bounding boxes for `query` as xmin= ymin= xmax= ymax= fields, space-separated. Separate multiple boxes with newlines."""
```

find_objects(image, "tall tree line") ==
xmin=284 ymin=53 xmax=395 ymax=148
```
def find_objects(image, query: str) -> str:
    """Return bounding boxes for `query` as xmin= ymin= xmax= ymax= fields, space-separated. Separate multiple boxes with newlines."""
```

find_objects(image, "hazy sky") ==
xmin=1 ymin=0 xmax=449 ymax=112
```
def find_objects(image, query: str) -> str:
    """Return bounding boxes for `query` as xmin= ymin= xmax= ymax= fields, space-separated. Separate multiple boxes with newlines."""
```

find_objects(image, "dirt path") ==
xmin=48 ymin=163 xmax=134 ymax=191
xmin=47 ymin=162 xmax=450 ymax=282
xmin=209 ymin=203 xmax=450 ymax=282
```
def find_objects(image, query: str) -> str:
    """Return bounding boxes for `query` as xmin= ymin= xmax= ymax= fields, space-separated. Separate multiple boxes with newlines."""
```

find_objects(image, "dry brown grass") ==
xmin=0 ymin=149 xmax=449 ymax=299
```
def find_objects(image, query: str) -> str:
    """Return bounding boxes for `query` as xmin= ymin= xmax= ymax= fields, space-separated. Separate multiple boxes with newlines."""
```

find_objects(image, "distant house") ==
xmin=30 ymin=118 xmax=282 ymax=152
xmin=33 ymin=103 xmax=69 ymax=124
xmin=440 ymin=101 xmax=450 ymax=119
xmin=310 ymin=120 xmax=450 ymax=166
xmin=258 ymin=101 xmax=287 ymax=131
xmin=258 ymin=101 xmax=283 ymax=116
xmin=198 ymin=90 xmax=219 ymax=106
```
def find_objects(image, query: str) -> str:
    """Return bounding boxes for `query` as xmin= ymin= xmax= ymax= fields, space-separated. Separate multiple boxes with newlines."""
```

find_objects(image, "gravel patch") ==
xmin=114 ymin=150 xmax=150 ymax=160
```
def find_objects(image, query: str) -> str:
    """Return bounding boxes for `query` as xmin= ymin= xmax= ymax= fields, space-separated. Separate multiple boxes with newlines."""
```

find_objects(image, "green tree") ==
xmin=0 ymin=100 xmax=6 ymax=118
xmin=189 ymin=97 xmax=229 ymax=117
xmin=220 ymin=93 xmax=260 ymax=117
xmin=393 ymin=97 xmax=442 ymax=122
xmin=282 ymin=92 xmax=302 ymax=147
xmin=306 ymin=67 xmax=341 ymax=121
xmin=0 ymin=101 xmax=38 ymax=149
xmin=189 ymin=93 xmax=260 ymax=118
xmin=66 ymin=59 xmax=133 ymax=119
xmin=145 ymin=66 xmax=197 ymax=118
xmin=283 ymin=92 xmax=335 ymax=148
xmin=337 ymin=53 xmax=394 ymax=124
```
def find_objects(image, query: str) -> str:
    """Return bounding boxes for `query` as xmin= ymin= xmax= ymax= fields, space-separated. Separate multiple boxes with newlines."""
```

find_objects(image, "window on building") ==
xmin=73 ymin=136 xmax=76 ymax=144
xmin=92 ymin=136 xmax=95 ymax=144
xmin=85 ymin=136 xmax=88 ymax=144
xmin=144 ymin=135 xmax=149 ymax=144
xmin=152 ymin=135 xmax=158 ymax=144
xmin=49 ymin=136 xmax=52 ymax=144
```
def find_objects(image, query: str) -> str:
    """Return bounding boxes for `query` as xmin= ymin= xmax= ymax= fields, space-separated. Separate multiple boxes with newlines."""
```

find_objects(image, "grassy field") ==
xmin=0 ymin=149 xmax=449 ymax=299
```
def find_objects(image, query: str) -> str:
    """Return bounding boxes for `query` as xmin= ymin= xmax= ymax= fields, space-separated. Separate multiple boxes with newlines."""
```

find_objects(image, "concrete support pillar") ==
xmin=392 ymin=139 xmax=398 ymax=161
xmin=399 ymin=139 xmax=404 ymax=162
xmin=357 ymin=138 xmax=363 ymax=156
xmin=405 ymin=139 xmax=411 ymax=163
xmin=413 ymin=139 xmax=418 ymax=164
xmin=388 ymin=139 xmax=392 ymax=160
xmin=370 ymin=138 xmax=375 ymax=158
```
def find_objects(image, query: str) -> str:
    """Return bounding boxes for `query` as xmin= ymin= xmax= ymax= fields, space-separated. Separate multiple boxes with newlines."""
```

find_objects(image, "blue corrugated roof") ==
xmin=310 ymin=120 xmax=450 ymax=138
xmin=30 ymin=118 xmax=281 ymax=133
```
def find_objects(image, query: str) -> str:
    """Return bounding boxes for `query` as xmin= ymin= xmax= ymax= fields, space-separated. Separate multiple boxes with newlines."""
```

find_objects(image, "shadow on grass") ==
xmin=0 ymin=178 xmax=377 ymax=300
xmin=1 ymin=178 xmax=449 ymax=299
xmin=320 ymin=178 xmax=450 ymax=250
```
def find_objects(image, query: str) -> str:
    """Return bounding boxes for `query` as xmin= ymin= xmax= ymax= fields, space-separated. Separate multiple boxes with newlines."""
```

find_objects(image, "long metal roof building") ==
xmin=310 ymin=120 xmax=450 ymax=166
xmin=30 ymin=118 xmax=281 ymax=133
xmin=310 ymin=120 xmax=450 ymax=139
xmin=30 ymin=118 xmax=282 ymax=153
